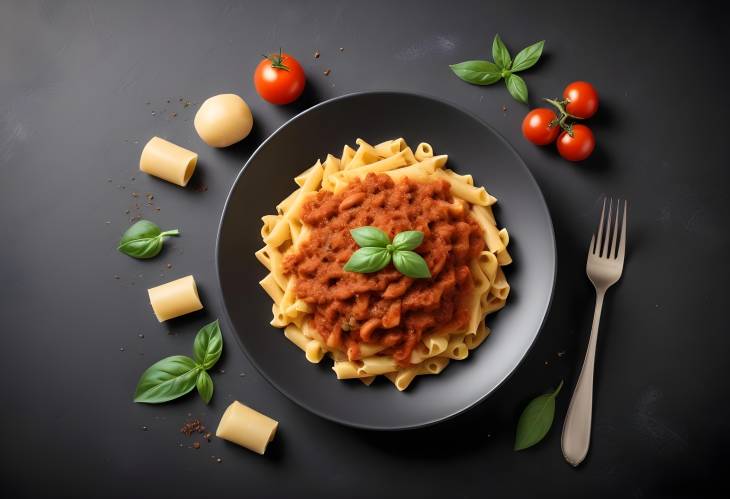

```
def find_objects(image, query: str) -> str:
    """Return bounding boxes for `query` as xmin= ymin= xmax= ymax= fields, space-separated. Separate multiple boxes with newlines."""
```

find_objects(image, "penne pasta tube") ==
xmin=469 ymin=259 xmax=491 ymax=294
xmin=483 ymin=222 xmax=506 ymax=254
xmin=357 ymin=343 xmax=388 ymax=358
xmin=374 ymin=138 xmax=406 ymax=158
xmin=147 ymin=275 xmax=203 ymax=322
xmin=276 ymin=189 xmax=300 ymax=215
xmin=358 ymin=356 xmax=398 ymax=376
xmin=478 ymin=250 xmax=499 ymax=283
xmin=465 ymin=322 xmax=491 ymax=350
xmin=254 ymin=246 xmax=272 ymax=270
xmin=390 ymin=366 xmax=419 ymax=391
xmin=401 ymin=147 xmax=418 ymax=165
xmin=419 ymin=357 xmax=450 ymax=375
xmin=216 ymin=401 xmax=278 ymax=455
xmin=424 ymin=334 xmax=449 ymax=357
xmin=270 ymin=303 xmax=289 ymax=328
xmin=383 ymin=161 xmax=437 ymax=182
xmin=340 ymin=144 xmax=355 ymax=169
xmin=284 ymin=324 xmax=310 ymax=351
xmin=334 ymin=150 xmax=409 ymax=180
xmin=332 ymin=360 xmax=363 ymax=379
xmin=483 ymin=296 xmax=507 ymax=314
xmin=445 ymin=336 xmax=469 ymax=360
xmin=139 ymin=137 xmax=198 ymax=187
xmin=294 ymin=163 xmax=318 ymax=187
xmin=434 ymin=169 xmax=494 ymax=206
xmin=260 ymin=215 xmax=280 ymax=239
xmin=443 ymin=168 xmax=474 ymax=186
xmin=414 ymin=142 xmax=434 ymax=161
xmin=347 ymin=140 xmax=380 ymax=169
xmin=305 ymin=340 xmax=326 ymax=363
xmin=496 ymin=248 xmax=513 ymax=265
xmin=259 ymin=273 xmax=284 ymax=304
xmin=465 ymin=291 xmax=483 ymax=335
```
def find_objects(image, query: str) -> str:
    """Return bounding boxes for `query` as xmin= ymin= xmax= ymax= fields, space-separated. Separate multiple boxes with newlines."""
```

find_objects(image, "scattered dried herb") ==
xmin=180 ymin=418 xmax=206 ymax=436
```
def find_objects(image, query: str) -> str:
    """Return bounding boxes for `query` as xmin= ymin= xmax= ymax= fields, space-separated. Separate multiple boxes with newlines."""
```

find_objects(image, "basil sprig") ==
xmin=134 ymin=320 xmax=223 ymax=404
xmin=449 ymin=34 xmax=545 ymax=104
xmin=344 ymin=227 xmax=431 ymax=279
xmin=514 ymin=380 xmax=563 ymax=450
xmin=117 ymin=219 xmax=180 ymax=259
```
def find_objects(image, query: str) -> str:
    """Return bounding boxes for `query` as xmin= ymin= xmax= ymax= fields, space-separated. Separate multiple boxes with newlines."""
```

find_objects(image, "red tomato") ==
xmin=557 ymin=124 xmax=595 ymax=161
xmin=563 ymin=81 xmax=599 ymax=119
xmin=522 ymin=109 xmax=560 ymax=145
xmin=254 ymin=51 xmax=306 ymax=105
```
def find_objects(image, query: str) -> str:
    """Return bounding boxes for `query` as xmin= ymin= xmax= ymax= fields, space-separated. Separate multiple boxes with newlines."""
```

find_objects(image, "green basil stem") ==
xmin=159 ymin=229 xmax=180 ymax=238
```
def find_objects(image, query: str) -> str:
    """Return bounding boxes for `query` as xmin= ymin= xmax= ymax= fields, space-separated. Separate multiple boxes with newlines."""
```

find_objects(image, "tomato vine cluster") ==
xmin=521 ymin=81 xmax=599 ymax=161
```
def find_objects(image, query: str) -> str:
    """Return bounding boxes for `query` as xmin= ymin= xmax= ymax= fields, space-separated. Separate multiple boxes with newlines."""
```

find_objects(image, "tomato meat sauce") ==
xmin=283 ymin=173 xmax=484 ymax=365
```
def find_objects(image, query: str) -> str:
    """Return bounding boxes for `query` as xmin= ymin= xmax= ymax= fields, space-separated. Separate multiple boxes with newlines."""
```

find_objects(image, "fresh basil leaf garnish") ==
xmin=392 ymin=250 xmax=431 ymax=278
xmin=117 ymin=219 xmax=179 ymax=259
xmin=514 ymin=381 xmax=564 ymax=451
xmin=350 ymin=226 xmax=391 ymax=248
xmin=343 ymin=247 xmax=392 ymax=273
xmin=193 ymin=320 xmax=223 ymax=370
xmin=134 ymin=355 xmax=200 ymax=404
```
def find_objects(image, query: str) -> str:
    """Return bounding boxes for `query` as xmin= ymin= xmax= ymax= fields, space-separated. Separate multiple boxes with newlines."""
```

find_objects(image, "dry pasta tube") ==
xmin=147 ymin=275 xmax=203 ymax=322
xmin=139 ymin=137 xmax=198 ymax=187
xmin=216 ymin=401 xmax=278 ymax=455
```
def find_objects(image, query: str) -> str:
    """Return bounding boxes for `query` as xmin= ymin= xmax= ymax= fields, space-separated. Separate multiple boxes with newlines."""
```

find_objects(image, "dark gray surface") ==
xmin=217 ymin=91 xmax=556 ymax=429
xmin=1 ymin=0 xmax=727 ymax=497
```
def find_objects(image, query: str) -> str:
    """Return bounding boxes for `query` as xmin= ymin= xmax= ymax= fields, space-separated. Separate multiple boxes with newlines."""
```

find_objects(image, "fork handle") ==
xmin=561 ymin=289 xmax=605 ymax=466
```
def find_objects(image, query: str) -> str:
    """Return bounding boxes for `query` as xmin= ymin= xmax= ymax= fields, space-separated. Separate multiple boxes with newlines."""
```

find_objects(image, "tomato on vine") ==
xmin=254 ymin=49 xmax=306 ymax=105
xmin=563 ymin=81 xmax=599 ymax=119
xmin=522 ymin=109 xmax=560 ymax=145
xmin=557 ymin=124 xmax=595 ymax=162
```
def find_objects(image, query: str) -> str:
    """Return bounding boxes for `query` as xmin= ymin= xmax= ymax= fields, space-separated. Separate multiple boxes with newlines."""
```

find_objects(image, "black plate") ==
xmin=216 ymin=91 xmax=556 ymax=430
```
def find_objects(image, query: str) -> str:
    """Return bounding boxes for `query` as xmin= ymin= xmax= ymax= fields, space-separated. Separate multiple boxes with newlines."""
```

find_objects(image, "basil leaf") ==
xmin=492 ymin=34 xmax=511 ymax=70
xmin=392 ymin=251 xmax=431 ymax=278
xmin=392 ymin=231 xmax=424 ymax=251
xmin=449 ymin=60 xmax=502 ymax=86
xmin=511 ymin=40 xmax=545 ymax=72
xmin=514 ymin=381 xmax=563 ymax=450
xmin=193 ymin=320 xmax=223 ymax=370
xmin=350 ymin=226 xmax=390 ymax=248
xmin=196 ymin=370 xmax=214 ymax=404
xmin=505 ymin=73 xmax=528 ymax=104
xmin=344 ymin=247 xmax=391 ymax=273
xmin=134 ymin=355 xmax=200 ymax=404
xmin=117 ymin=219 xmax=180 ymax=259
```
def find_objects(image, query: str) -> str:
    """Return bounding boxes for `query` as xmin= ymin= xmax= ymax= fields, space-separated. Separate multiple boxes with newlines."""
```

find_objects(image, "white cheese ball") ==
xmin=194 ymin=94 xmax=253 ymax=148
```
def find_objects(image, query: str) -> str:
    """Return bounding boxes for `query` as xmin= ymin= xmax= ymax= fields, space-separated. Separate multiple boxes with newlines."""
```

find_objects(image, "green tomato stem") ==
xmin=543 ymin=98 xmax=582 ymax=136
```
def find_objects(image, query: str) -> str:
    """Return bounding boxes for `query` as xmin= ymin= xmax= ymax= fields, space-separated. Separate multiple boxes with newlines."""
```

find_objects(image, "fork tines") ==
xmin=590 ymin=197 xmax=627 ymax=261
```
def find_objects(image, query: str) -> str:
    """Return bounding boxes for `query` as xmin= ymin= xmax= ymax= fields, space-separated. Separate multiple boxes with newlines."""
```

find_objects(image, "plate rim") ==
xmin=215 ymin=90 xmax=557 ymax=430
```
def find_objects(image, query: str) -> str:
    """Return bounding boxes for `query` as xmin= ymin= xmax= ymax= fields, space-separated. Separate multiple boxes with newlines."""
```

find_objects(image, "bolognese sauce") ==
xmin=283 ymin=173 xmax=484 ymax=365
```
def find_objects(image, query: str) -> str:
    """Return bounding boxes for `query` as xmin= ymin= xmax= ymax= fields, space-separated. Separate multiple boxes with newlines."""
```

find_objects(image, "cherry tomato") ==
xmin=563 ymin=81 xmax=599 ymax=119
xmin=557 ymin=124 xmax=595 ymax=161
xmin=254 ymin=50 xmax=306 ymax=105
xmin=522 ymin=108 xmax=560 ymax=145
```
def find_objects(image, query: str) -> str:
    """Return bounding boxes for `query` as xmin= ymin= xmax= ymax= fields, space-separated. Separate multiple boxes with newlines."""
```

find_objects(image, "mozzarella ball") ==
xmin=194 ymin=94 xmax=253 ymax=148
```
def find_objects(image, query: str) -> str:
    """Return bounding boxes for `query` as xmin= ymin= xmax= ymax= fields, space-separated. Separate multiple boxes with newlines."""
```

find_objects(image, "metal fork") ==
xmin=561 ymin=198 xmax=628 ymax=466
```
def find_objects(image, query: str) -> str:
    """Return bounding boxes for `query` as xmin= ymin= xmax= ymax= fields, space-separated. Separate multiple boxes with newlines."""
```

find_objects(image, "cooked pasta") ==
xmin=256 ymin=138 xmax=511 ymax=390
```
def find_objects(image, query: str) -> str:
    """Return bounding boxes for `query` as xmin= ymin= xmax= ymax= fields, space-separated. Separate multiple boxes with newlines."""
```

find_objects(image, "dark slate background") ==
xmin=1 ymin=1 xmax=727 ymax=497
